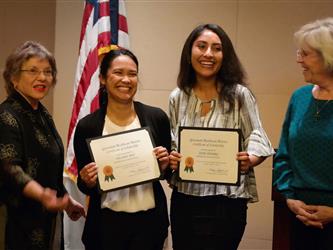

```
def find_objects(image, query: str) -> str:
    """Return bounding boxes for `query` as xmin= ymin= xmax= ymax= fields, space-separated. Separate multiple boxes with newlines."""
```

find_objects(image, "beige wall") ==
xmin=1 ymin=0 xmax=333 ymax=249
xmin=0 ymin=0 xmax=56 ymax=111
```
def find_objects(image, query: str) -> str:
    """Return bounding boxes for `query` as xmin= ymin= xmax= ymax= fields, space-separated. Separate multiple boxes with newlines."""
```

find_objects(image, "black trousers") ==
xmin=290 ymin=214 xmax=333 ymax=250
xmin=170 ymin=190 xmax=248 ymax=250
xmin=100 ymin=207 xmax=167 ymax=250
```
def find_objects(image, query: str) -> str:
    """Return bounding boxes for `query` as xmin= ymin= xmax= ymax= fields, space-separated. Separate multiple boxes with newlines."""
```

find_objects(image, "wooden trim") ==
xmin=272 ymin=151 xmax=292 ymax=250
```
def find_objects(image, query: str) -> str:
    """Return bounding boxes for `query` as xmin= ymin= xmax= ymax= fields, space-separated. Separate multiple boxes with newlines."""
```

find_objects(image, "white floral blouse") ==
xmin=168 ymin=85 xmax=274 ymax=202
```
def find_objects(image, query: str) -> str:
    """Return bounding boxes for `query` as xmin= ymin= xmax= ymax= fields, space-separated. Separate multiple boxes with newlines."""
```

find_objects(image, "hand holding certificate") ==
xmin=179 ymin=127 xmax=241 ymax=185
xmin=87 ymin=127 xmax=161 ymax=191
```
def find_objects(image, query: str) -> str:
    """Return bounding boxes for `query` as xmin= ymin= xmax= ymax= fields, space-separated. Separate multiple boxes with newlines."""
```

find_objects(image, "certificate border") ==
xmin=86 ymin=126 xmax=161 ymax=192
xmin=178 ymin=126 xmax=241 ymax=186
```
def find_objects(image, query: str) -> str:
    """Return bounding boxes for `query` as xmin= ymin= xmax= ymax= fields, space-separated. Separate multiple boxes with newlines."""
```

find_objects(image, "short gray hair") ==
xmin=3 ymin=41 xmax=57 ymax=95
xmin=294 ymin=17 xmax=333 ymax=73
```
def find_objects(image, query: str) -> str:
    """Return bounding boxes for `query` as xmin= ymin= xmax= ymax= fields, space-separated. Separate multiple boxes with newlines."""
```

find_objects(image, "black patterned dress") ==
xmin=0 ymin=91 xmax=66 ymax=250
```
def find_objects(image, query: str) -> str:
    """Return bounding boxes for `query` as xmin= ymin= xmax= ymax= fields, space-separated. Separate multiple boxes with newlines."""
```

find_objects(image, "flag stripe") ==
xmin=67 ymin=47 xmax=98 ymax=143
xmin=99 ymin=2 xmax=110 ymax=17
xmin=118 ymin=15 xmax=128 ymax=33
xmin=79 ymin=4 xmax=93 ymax=49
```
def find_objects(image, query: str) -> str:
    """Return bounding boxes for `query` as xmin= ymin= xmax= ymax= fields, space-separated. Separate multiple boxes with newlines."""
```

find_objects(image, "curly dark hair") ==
xmin=177 ymin=23 xmax=247 ymax=112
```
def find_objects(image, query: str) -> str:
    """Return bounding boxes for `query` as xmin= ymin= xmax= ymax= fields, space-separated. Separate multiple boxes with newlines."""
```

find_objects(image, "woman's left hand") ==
xmin=65 ymin=196 xmax=86 ymax=221
xmin=153 ymin=146 xmax=169 ymax=171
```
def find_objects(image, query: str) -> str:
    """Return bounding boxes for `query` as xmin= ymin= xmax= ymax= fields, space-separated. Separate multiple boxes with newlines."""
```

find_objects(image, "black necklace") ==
xmin=314 ymin=100 xmax=331 ymax=120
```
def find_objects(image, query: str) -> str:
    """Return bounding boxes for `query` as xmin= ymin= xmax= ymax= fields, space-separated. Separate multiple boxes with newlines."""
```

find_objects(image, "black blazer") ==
xmin=74 ymin=101 xmax=171 ymax=249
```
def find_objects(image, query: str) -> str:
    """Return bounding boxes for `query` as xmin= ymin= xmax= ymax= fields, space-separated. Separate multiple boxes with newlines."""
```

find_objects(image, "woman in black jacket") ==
xmin=74 ymin=49 xmax=171 ymax=250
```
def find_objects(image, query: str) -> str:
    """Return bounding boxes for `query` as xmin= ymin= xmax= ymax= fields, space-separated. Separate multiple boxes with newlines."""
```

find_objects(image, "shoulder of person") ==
xmin=169 ymin=87 xmax=188 ymax=99
xmin=134 ymin=101 xmax=168 ymax=119
xmin=169 ymin=87 xmax=192 ymax=106
xmin=291 ymin=84 xmax=313 ymax=98
xmin=235 ymin=84 xmax=256 ymax=102
xmin=169 ymin=87 xmax=181 ymax=96
xmin=0 ymin=99 xmax=10 ymax=113
xmin=0 ymin=95 xmax=16 ymax=111
xmin=77 ymin=108 xmax=104 ymax=128
xmin=0 ymin=93 xmax=36 ymax=119
xmin=235 ymin=84 xmax=251 ymax=94
xmin=0 ymin=97 xmax=21 ymax=124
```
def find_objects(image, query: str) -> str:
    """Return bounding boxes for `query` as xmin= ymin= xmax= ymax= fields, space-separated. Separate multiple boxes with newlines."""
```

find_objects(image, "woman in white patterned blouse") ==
xmin=168 ymin=23 xmax=274 ymax=250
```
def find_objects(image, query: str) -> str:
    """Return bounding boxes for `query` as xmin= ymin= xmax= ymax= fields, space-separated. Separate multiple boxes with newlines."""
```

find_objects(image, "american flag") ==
xmin=64 ymin=0 xmax=129 ymax=180
xmin=63 ymin=1 xmax=129 ymax=249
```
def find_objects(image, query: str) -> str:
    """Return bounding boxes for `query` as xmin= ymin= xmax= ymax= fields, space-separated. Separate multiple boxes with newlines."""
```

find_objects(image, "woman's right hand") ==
xmin=23 ymin=180 xmax=69 ymax=212
xmin=40 ymin=188 xmax=69 ymax=212
xmin=286 ymin=198 xmax=309 ymax=215
xmin=79 ymin=162 xmax=98 ymax=188
xmin=286 ymin=198 xmax=324 ymax=228
xmin=169 ymin=151 xmax=182 ymax=170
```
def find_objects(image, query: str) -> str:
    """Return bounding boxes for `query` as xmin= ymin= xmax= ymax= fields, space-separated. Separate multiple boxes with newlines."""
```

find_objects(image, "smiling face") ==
xmin=296 ymin=45 xmax=329 ymax=84
xmin=11 ymin=57 xmax=53 ymax=109
xmin=191 ymin=29 xmax=223 ymax=81
xmin=100 ymin=55 xmax=138 ymax=105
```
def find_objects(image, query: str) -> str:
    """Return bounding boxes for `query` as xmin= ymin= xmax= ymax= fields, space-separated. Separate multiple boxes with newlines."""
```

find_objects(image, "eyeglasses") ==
xmin=296 ymin=49 xmax=318 ymax=60
xmin=20 ymin=68 xmax=53 ymax=77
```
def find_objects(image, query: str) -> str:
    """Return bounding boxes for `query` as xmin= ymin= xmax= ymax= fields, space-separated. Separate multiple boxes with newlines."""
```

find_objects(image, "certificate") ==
xmin=87 ymin=127 xmax=161 ymax=191
xmin=178 ymin=126 xmax=240 ymax=185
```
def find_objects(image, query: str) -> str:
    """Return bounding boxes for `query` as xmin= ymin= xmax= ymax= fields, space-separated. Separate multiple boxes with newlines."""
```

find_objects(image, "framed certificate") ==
xmin=178 ymin=126 xmax=241 ymax=185
xmin=87 ymin=127 xmax=161 ymax=191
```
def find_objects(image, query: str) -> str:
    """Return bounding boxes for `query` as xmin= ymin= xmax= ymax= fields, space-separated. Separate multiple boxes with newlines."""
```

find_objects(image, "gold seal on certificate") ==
xmin=184 ymin=156 xmax=194 ymax=173
xmin=87 ymin=127 xmax=161 ymax=191
xmin=103 ymin=165 xmax=115 ymax=181
xmin=178 ymin=126 xmax=240 ymax=185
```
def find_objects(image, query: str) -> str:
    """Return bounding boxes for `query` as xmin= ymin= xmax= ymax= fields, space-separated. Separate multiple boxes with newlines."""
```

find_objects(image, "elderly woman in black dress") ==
xmin=0 ymin=41 xmax=85 ymax=250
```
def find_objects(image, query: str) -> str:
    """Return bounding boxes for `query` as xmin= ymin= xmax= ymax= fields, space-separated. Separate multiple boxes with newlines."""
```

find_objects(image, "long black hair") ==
xmin=98 ymin=49 xmax=139 ymax=108
xmin=177 ymin=23 xmax=247 ymax=112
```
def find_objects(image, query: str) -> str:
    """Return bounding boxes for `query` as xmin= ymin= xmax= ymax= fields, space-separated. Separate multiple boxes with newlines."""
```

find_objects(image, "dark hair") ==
xmin=177 ymin=23 xmax=247 ymax=112
xmin=3 ymin=41 xmax=57 ymax=95
xmin=99 ymin=49 xmax=139 ymax=107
